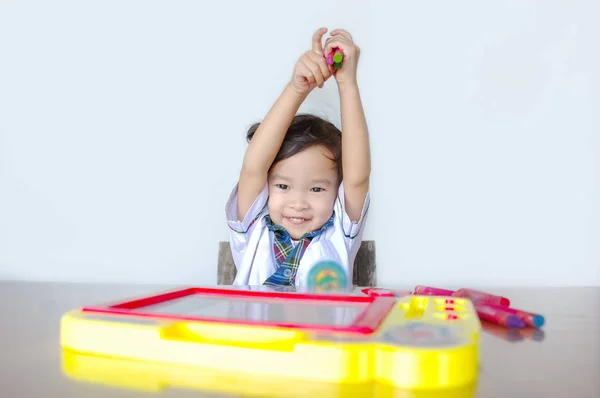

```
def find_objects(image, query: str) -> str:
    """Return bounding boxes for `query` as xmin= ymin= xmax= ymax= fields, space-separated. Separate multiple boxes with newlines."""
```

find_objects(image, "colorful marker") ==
xmin=453 ymin=288 xmax=511 ymax=307
xmin=475 ymin=304 xmax=525 ymax=328
xmin=326 ymin=48 xmax=343 ymax=70
xmin=413 ymin=285 xmax=456 ymax=296
xmin=481 ymin=302 xmax=545 ymax=328
xmin=482 ymin=319 xmax=545 ymax=341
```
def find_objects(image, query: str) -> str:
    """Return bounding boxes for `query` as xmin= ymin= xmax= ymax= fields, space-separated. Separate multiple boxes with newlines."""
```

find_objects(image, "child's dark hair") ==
xmin=246 ymin=114 xmax=343 ymax=182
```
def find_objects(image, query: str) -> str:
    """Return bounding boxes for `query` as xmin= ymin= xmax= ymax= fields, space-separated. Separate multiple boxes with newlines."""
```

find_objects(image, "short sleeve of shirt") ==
xmin=225 ymin=182 xmax=269 ymax=261
xmin=334 ymin=181 xmax=371 ymax=252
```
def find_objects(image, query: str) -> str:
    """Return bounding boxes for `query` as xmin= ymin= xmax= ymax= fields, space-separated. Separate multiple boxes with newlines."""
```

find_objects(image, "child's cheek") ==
xmin=267 ymin=194 xmax=283 ymax=219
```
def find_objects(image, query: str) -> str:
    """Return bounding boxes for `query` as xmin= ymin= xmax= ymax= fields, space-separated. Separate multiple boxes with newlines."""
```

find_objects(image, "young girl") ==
xmin=225 ymin=27 xmax=371 ymax=287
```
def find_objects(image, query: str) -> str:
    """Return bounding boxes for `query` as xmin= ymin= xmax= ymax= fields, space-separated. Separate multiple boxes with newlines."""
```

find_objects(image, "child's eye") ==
xmin=276 ymin=184 xmax=289 ymax=190
xmin=311 ymin=187 xmax=324 ymax=192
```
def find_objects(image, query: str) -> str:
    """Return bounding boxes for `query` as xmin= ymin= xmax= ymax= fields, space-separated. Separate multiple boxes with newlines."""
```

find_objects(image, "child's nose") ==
xmin=289 ymin=195 xmax=309 ymax=210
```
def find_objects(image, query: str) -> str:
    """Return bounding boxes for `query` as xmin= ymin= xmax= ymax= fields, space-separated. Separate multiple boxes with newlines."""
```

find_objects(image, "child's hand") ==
xmin=290 ymin=27 xmax=332 ymax=95
xmin=323 ymin=29 xmax=360 ymax=87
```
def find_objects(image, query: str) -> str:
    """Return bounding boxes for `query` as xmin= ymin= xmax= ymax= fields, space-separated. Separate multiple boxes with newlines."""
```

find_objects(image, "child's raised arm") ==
xmin=236 ymin=28 xmax=333 ymax=221
xmin=324 ymin=29 xmax=371 ymax=222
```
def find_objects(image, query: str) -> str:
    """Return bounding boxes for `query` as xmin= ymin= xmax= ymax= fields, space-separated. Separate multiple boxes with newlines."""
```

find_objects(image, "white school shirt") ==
xmin=225 ymin=181 xmax=370 ymax=287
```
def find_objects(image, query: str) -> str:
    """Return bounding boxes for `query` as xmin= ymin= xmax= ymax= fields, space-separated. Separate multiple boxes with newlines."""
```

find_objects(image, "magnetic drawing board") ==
xmin=60 ymin=286 xmax=482 ymax=393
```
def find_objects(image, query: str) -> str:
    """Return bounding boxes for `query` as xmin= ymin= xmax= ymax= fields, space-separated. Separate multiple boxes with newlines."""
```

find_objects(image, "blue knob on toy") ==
xmin=307 ymin=259 xmax=349 ymax=292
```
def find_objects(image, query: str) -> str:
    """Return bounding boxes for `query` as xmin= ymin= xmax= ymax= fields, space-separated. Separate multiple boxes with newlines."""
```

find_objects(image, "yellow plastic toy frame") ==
xmin=60 ymin=287 xmax=481 ymax=395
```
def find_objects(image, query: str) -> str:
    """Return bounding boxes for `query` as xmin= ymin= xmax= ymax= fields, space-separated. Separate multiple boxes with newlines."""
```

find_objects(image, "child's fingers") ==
xmin=300 ymin=52 xmax=328 ymax=87
xmin=311 ymin=27 xmax=327 ymax=55
xmin=298 ymin=62 xmax=317 ymax=86
xmin=305 ymin=59 xmax=325 ymax=87
xmin=323 ymin=37 xmax=335 ymax=56
xmin=324 ymin=37 xmax=349 ymax=59
xmin=307 ymin=51 xmax=331 ymax=81
xmin=330 ymin=29 xmax=353 ymax=42
xmin=328 ymin=64 xmax=335 ymax=76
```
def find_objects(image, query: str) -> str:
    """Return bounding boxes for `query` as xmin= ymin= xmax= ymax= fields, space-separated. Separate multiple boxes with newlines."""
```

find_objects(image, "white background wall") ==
xmin=1 ymin=0 xmax=598 ymax=286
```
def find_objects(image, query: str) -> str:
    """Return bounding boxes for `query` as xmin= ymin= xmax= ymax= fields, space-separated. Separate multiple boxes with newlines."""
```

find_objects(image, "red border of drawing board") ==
xmin=81 ymin=287 xmax=397 ymax=335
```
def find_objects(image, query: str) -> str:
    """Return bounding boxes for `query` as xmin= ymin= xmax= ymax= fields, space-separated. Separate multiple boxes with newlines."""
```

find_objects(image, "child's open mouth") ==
xmin=285 ymin=217 xmax=309 ymax=225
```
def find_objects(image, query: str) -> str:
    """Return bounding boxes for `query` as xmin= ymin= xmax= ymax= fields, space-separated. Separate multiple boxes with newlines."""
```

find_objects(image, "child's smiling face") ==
xmin=267 ymin=145 xmax=339 ymax=240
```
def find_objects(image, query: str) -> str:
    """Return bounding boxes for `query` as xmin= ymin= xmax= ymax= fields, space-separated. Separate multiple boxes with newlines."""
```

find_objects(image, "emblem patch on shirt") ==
xmin=307 ymin=260 xmax=348 ymax=292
